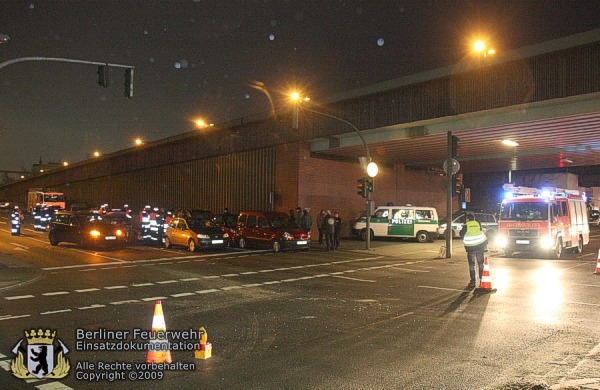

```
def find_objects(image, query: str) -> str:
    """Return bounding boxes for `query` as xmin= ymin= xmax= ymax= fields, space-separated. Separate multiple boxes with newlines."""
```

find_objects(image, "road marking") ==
xmin=418 ymin=285 xmax=471 ymax=293
xmin=42 ymin=291 xmax=69 ymax=296
xmin=41 ymin=309 xmax=72 ymax=315
xmin=203 ymin=275 xmax=220 ymax=279
xmin=110 ymin=300 xmax=140 ymax=305
xmin=196 ymin=289 xmax=220 ymax=294
xmin=180 ymin=277 xmax=199 ymax=281
xmin=572 ymin=283 xmax=600 ymax=288
xmin=242 ymin=283 xmax=263 ymax=288
xmin=241 ymin=271 xmax=258 ymax=275
xmin=221 ymin=286 xmax=243 ymax=290
xmin=104 ymin=285 xmax=128 ymax=290
xmin=391 ymin=267 xmax=431 ymax=273
xmin=565 ymin=300 xmax=600 ymax=307
xmin=156 ymin=280 xmax=178 ymax=284
xmin=262 ymin=281 xmax=281 ymax=285
xmin=171 ymin=292 xmax=196 ymax=297
xmin=78 ymin=304 xmax=106 ymax=310
xmin=75 ymin=288 xmax=101 ymax=292
xmin=10 ymin=242 xmax=29 ymax=249
xmin=5 ymin=295 xmax=35 ymax=300
xmin=333 ymin=276 xmax=376 ymax=283
xmin=0 ymin=314 xmax=31 ymax=321
xmin=141 ymin=296 xmax=167 ymax=301
xmin=132 ymin=283 xmax=155 ymax=287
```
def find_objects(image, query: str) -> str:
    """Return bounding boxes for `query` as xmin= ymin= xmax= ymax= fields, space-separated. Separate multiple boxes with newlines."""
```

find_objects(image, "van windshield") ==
xmin=500 ymin=202 xmax=548 ymax=221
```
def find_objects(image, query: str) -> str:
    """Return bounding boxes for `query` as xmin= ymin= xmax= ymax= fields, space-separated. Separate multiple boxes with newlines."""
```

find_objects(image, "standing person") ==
xmin=333 ymin=211 xmax=342 ymax=250
xmin=324 ymin=210 xmax=335 ymax=251
xmin=288 ymin=209 xmax=297 ymax=227
xmin=10 ymin=206 xmax=23 ymax=236
xmin=460 ymin=214 xmax=488 ymax=288
xmin=317 ymin=209 xmax=326 ymax=245
xmin=296 ymin=207 xmax=303 ymax=229
xmin=301 ymin=209 xmax=312 ymax=233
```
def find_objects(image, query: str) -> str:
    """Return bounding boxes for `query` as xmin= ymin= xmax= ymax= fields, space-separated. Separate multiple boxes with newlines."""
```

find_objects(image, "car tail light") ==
xmin=89 ymin=230 xmax=101 ymax=238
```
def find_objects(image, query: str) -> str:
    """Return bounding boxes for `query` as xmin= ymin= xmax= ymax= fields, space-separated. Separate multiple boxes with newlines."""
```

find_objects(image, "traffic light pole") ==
xmin=366 ymin=190 xmax=372 ymax=250
xmin=446 ymin=131 xmax=453 ymax=258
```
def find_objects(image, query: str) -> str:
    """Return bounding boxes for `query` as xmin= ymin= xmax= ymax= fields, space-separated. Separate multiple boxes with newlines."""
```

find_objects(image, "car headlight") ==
xmin=495 ymin=234 xmax=508 ymax=248
xmin=116 ymin=229 xmax=123 ymax=236
xmin=89 ymin=230 xmax=101 ymax=238
xmin=197 ymin=234 xmax=210 ymax=239
xmin=283 ymin=232 xmax=293 ymax=240
xmin=307 ymin=232 xmax=311 ymax=239
xmin=539 ymin=235 xmax=554 ymax=249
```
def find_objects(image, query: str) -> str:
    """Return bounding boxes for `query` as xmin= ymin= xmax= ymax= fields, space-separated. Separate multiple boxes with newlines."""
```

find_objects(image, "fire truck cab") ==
xmin=495 ymin=184 xmax=589 ymax=259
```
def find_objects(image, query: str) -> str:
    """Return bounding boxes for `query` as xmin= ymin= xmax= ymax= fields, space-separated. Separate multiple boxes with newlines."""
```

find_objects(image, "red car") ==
xmin=236 ymin=211 xmax=310 ymax=252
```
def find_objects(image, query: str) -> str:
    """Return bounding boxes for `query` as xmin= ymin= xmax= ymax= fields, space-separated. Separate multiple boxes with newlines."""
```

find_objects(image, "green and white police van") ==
xmin=351 ymin=205 xmax=439 ymax=242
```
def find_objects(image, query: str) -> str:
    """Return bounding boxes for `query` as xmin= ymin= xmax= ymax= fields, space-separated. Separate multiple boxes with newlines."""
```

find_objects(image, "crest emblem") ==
xmin=11 ymin=329 xmax=70 ymax=379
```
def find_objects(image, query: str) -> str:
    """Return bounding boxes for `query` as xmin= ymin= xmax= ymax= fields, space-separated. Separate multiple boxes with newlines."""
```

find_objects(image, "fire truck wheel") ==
xmin=554 ymin=238 xmax=563 ymax=259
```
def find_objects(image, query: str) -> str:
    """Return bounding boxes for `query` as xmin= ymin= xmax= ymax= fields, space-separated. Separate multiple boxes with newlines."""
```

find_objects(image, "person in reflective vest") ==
xmin=32 ymin=203 xmax=42 ymax=230
xmin=460 ymin=214 xmax=488 ymax=288
xmin=11 ymin=206 xmax=23 ymax=236
xmin=140 ymin=205 xmax=151 ymax=242
xmin=148 ymin=207 xmax=160 ymax=243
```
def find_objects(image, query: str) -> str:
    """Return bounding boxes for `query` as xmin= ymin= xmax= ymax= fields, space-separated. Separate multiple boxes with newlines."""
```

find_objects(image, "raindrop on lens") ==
xmin=377 ymin=38 xmax=385 ymax=47
xmin=269 ymin=34 xmax=275 ymax=41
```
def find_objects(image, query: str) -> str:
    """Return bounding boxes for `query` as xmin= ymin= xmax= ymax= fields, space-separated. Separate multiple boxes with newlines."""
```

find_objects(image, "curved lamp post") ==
xmin=290 ymin=92 xmax=378 ymax=250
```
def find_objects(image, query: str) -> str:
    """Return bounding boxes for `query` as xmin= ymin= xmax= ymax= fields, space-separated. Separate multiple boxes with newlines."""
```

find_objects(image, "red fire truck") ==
xmin=495 ymin=184 xmax=589 ymax=258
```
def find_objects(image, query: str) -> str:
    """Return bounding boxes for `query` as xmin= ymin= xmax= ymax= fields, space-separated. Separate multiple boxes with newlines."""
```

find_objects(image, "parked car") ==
xmin=212 ymin=212 xmax=239 ymax=246
xmin=164 ymin=217 xmax=229 ymax=252
xmin=0 ymin=201 xmax=10 ymax=209
xmin=438 ymin=211 xmax=498 ymax=239
xmin=175 ymin=209 xmax=212 ymax=219
xmin=237 ymin=210 xmax=310 ymax=252
xmin=589 ymin=209 xmax=600 ymax=227
xmin=48 ymin=211 xmax=129 ymax=248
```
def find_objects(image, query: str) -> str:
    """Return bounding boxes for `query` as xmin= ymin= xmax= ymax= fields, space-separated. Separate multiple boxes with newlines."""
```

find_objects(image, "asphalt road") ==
xmin=1 ymin=212 xmax=600 ymax=390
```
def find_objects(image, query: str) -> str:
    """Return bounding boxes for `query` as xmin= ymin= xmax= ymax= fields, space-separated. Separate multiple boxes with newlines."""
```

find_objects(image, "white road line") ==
xmin=259 ymin=269 xmax=276 ymax=272
xmin=333 ymin=276 xmax=376 ymax=283
xmin=5 ymin=295 xmax=35 ymax=300
xmin=262 ymin=281 xmax=281 ymax=285
xmin=78 ymin=304 xmax=106 ymax=310
xmin=101 ymin=267 xmax=120 ymax=270
xmin=177 ymin=261 xmax=191 ymax=264
xmin=171 ymin=292 xmax=196 ymax=297
xmin=156 ymin=280 xmax=178 ymax=284
xmin=110 ymin=300 xmax=140 ymax=305
xmin=41 ymin=309 xmax=72 ymax=315
xmin=141 ymin=297 xmax=167 ymax=301
xmin=196 ymin=289 xmax=220 ymax=294
xmin=242 ymin=283 xmax=263 ymax=288
xmin=104 ymin=285 xmax=128 ymax=290
xmin=240 ymin=271 xmax=258 ymax=275
xmin=222 ymin=274 xmax=238 ymax=277
xmin=203 ymin=275 xmax=220 ymax=279
xmin=10 ymin=242 xmax=29 ymax=249
xmin=180 ymin=277 xmax=199 ymax=281
xmin=42 ymin=292 xmax=69 ymax=296
xmin=282 ymin=278 xmax=300 ymax=282
xmin=221 ymin=286 xmax=243 ymax=290
xmin=132 ymin=283 xmax=155 ymax=287
xmin=75 ymin=288 xmax=101 ymax=292
xmin=0 ymin=314 xmax=31 ymax=321
xmin=572 ymin=283 xmax=600 ymax=288
xmin=564 ymin=300 xmax=600 ymax=307
xmin=391 ymin=267 xmax=431 ymax=273
xmin=121 ymin=265 xmax=138 ymax=268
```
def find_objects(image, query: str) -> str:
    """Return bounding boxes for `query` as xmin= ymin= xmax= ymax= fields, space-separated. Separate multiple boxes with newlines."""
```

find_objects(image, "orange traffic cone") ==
xmin=146 ymin=300 xmax=173 ymax=363
xmin=594 ymin=249 xmax=600 ymax=274
xmin=479 ymin=256 xmax=497 ymax=292
xmin=194 ymin=327 xmax=212 ymax=360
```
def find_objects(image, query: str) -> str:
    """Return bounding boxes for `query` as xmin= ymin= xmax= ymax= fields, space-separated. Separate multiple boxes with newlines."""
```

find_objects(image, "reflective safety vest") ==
xmin=463 ymin=220 xmax=487 ymax=247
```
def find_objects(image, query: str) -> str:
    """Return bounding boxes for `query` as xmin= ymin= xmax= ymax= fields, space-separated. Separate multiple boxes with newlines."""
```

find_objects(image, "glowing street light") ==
xmin=0 ymin=33 xmax=10 ymax=44
xmin=134 ymin=137 xmax=143 ymax=146
xmin=472 ymin=39 xmax=496 ymax=58
xmin=93 ymin=151 xmax=101 ymax=158
xmin=62 ymin=161 xmax=69 ymax=167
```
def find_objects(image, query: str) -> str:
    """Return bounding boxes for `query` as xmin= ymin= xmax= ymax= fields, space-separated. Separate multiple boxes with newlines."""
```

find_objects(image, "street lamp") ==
xmin=134 ymin=137 xmax=143 ymax=146
xmin=472 ymin=39 xmax=495 ymax=58
xmin=93 ymin=151 xmax=101 ymax=158
xmin=289 ymin=90 xmax=378 ymax=250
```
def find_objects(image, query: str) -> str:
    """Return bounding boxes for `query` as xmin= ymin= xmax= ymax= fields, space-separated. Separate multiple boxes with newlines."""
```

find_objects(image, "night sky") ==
xmin=1 ymin=0 xmax=599 ymax=173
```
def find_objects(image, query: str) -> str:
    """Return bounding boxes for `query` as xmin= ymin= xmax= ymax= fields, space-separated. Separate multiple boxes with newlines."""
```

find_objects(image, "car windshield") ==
xmin=187 ymin=218 xmax=214 ymax=230
xmin=500 ymin=201 xmax=548 ymax=221
xmin=269 ymin=215 xmax=290 ymax=229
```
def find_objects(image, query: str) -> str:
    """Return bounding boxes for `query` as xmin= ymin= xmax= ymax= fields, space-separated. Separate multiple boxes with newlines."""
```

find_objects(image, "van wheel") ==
xmin=164 ymin=236 xmax=172 ymax=249
xmin=416 ymin=231 xmax=429 ymax=243
xmin=575 ymin=235 xmax=583 ymax=254
xmin=188 ymin=239 xmax=196 ymax=252
xmin=554 ymin=238 xmax=563 ymax=259
xmin=272 ymin=240 xmax=281 ymax=252
xmin=49 ymin=232 xmax=59 ymax=246
xmin=360 ymin=228 xmax=373 ymax=241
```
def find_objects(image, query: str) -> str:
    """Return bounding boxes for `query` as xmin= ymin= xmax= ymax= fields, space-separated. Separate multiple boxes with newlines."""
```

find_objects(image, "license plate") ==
xmin=297 ymin=241 xmax=307 ymax=245
xmin=516 ymin=239 xmax=529 ymax=245
xmin=212 ymin=240 xmax=223 ymax=244
xmin=105 ymin=236 xmax=116 ymax=240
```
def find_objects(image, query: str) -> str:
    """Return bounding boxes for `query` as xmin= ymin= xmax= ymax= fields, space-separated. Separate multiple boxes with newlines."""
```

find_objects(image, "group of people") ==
xmin=140 ymin=205 xmax=173 ymax=244
xmin=317 ymin=209 xmax=342 ymax=251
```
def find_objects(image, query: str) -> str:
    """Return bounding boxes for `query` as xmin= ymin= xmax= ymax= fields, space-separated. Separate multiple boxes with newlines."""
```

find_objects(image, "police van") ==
xmin=351 ymin=205 xmax=439 ymax=242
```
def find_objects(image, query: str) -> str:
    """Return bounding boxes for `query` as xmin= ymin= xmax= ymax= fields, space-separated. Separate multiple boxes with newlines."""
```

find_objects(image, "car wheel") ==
xmin=188 ymin=239 xmax=196 ymax=252
xmin=272 ymin=240 xmax=281 ymax=252
xmin=49 ymin=232 xmax=59 ymax=246
xmin=239 ymin=237 xmax=247 ymax=249
xmin=359 ymin=228 xmax=373 ymax=241
xmin=554 ymin=238 xmax=563 ymax=259
xmin=164 ymin=236 xmax=172 ymax=249
xmin=416 ymin=231 xmax=429 ymax=243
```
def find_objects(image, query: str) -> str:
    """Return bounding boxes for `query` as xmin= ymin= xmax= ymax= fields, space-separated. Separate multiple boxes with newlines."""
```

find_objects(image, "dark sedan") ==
xmin=49 ymin=211 xmax=129 ymax=248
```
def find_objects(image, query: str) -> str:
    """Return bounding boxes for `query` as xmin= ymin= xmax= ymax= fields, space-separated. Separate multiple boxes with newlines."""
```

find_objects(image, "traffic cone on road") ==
xmin=146 ymin=300 xmax=173 ymax=363
xmin=479 ymin=256 xmax=497 ymax=292
xmin=194 ymin=327 xmax=212 ymax=360
xmin=594 ymin=249 xmax=600 ymax=275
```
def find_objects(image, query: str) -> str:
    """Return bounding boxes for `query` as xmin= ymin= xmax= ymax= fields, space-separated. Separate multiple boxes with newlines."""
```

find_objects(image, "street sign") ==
xmin=443 ymin=159 xmax=460 ymax=175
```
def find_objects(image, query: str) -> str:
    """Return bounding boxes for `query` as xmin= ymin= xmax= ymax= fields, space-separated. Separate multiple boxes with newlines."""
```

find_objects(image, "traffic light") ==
xmin=124 ymin=68 xmax=134 ymax=99
xmin=97 ymin=65 xmax=109 ymax=88
xmin=356 ymin=178 xmax=367 ymax=198
xmin=451 ymin=135 xmax=459 ymax=158
xmin=365 ymin=178 xmax=374 ymax=193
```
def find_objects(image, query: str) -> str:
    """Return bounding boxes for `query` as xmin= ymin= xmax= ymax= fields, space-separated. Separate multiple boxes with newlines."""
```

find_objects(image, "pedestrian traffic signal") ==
xmin=97 ymin=65 xmax=109 ymax=88
xmin=365 ymin=178 xmax=374 ymax=193
xmin=124 ymin=68 xmax=134 ymax=99
xmin=356 ymin=178 xmax=367 ymax=198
